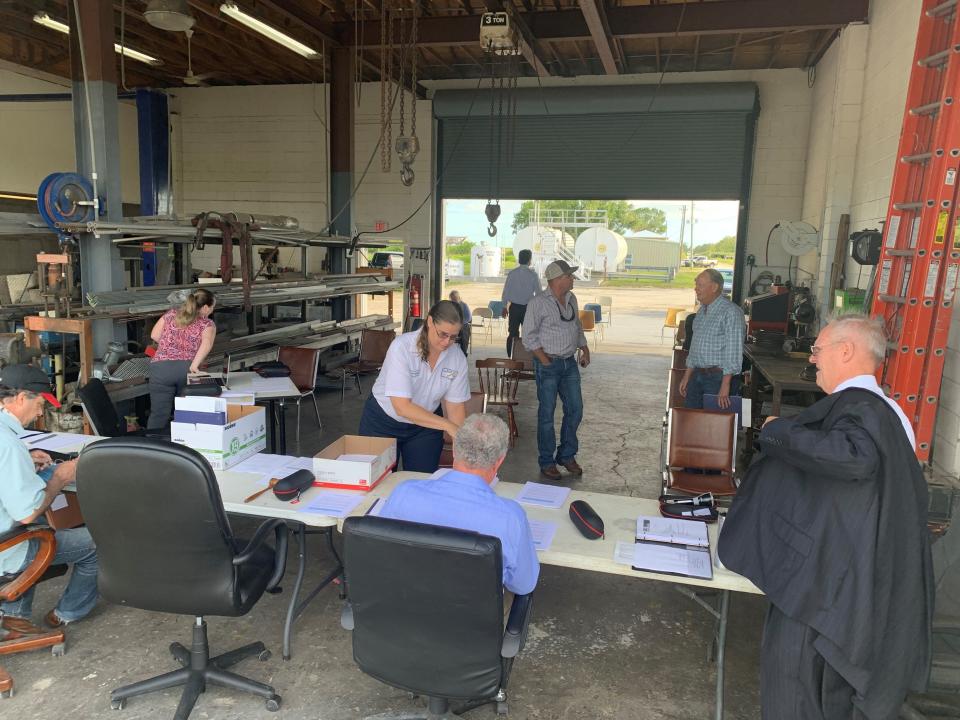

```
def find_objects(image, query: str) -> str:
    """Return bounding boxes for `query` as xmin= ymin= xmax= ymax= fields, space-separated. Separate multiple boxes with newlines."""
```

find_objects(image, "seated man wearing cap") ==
xmin=380 ymin=413 xmax=539 ymax=596
xmin=0 ymin=365 xmax=98 ymax=637
xmin=522 ymin=260 xmax=590 ymax=481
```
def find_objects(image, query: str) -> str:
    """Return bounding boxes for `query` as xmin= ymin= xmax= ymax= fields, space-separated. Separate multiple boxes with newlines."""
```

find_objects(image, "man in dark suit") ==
xmin=719 ymin=315 xmax=932 ymax=720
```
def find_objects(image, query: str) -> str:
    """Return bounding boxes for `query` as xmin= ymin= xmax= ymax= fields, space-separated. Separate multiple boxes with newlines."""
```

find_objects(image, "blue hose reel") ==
xmin=37 ymin=172 xmax=97 ymax=234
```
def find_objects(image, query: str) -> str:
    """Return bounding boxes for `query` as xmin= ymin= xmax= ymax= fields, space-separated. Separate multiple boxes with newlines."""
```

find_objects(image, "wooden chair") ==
xmin=0 ymin=525 xmax=67 ymax=698
xmin=277 ymin=346 xmax=322 ymax=446
xmin=341 ymin=328 xmax=396 ymax=401
xmin=472 ymin=308 xmax=494 ymax=343
xmin=476 ymin=359 xmax=523 ymax=445
xmin=509 ymin=342 xmax=535 ymax=382
xmin=663 ymin=408 xmax=737 ymax=497
xmin=579 ymin=309 xmax=600 ymax=350
xmin=661 ymin=307 xmax=687 ymax=344
xmin=438 ymin=392 xmax=489 ymax=469
xmin=672 ymin=348 xmax=688 ymax=370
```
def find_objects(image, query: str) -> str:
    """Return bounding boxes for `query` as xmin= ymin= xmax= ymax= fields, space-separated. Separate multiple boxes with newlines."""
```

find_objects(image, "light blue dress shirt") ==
xmin=0 ymin=410 xmax=46 ymax=574
xmin=380 ymin=470 xmax=540 ymax=595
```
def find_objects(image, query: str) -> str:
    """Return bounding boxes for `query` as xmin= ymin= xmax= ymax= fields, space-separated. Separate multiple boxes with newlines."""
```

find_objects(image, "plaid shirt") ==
xmin=522 ymin=290 xmax=587 ymax=358
xmin=687 ymin=295 xmax=745 ymax=376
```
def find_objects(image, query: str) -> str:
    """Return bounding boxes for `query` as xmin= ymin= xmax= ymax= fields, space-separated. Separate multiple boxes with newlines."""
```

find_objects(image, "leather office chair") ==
xmin=0 ymin=525 xmax=67 ymax=698
xmin=76 ymin=437 xmax=288 ymax=718
xmin=277 ymin=345 xmax=322 ymax=446
xmin=509 ymin=342 xmax=535 ymax=382
xmin=663 ymin=408 xmax=738 ymax=497
xmin=77 ymin=378 xmax=145 ymax=437
xmin=341 ymin=329 xmax=396 ymax=401
xmin=341 ymin=516 xmax=533 ymax=719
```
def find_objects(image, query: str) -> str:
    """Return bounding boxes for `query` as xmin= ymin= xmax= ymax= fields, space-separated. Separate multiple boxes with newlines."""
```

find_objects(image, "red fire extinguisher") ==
xmin=409 ymin=274 xmax=422 ymax=319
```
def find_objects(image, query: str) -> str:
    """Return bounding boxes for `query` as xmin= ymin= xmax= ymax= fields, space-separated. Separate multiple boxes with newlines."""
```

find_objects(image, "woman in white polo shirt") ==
xmin=359 ymin=300 xmax=470 ymax=472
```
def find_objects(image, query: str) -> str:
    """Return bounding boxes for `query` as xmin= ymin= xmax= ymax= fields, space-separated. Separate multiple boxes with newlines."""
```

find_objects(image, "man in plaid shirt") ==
xmin=680 ymin=269 xmax=745 ymax=409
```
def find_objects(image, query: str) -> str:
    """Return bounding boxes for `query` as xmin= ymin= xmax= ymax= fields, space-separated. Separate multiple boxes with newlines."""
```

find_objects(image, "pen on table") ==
xmin=365 ymin=498 xmax=381 ymax=516
xmin=25 ymin=433 xmax=56 ymax=445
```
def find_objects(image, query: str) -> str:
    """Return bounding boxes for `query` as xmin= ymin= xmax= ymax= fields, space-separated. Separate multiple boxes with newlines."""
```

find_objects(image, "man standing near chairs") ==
xmin=0 ymin=365 xmax=98 ymax=637
xmin=679 ymin=268 xmax=745 ymax=409
xmin=501 ymin=249 xmax=540 ymax=357
xmin=522 ymin=260 xmax=590 ymax=481
xmin=719 ymin=315 xmax=931 ymax=720
xmin=449 ymin=290 xmax=472 ymax=355
xmin=380 ymin=413 xmax=539 ymax=596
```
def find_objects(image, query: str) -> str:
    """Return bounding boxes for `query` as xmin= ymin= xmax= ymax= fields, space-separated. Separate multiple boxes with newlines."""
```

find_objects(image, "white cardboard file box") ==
xmin=312 ymin=435 xmax=397 ymax=491
xmin=171 ymin=404 xmax=267 ymax=470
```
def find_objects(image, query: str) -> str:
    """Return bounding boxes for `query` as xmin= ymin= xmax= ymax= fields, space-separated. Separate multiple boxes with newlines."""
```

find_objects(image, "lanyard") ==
xmin=554 ymin=299 xmax=576 ymax=322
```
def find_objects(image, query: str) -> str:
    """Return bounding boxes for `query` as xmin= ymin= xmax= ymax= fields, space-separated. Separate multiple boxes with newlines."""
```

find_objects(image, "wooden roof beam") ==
xmin=577 ymin=0 xmax=618 ymax=75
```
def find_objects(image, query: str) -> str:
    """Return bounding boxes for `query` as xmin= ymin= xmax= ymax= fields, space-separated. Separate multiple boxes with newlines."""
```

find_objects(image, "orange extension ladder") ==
xmin=870 ymin=0 xmax=960 ymax=461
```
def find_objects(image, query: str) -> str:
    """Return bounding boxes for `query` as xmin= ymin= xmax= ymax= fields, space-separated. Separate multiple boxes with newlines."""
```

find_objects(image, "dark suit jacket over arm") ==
xmin=719 ymin=388 xmax=933 ymax=719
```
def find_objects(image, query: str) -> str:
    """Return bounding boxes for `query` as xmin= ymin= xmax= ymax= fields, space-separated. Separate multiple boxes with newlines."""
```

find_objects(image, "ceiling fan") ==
xmin=181 ymin=29 xmax=215 ymax=87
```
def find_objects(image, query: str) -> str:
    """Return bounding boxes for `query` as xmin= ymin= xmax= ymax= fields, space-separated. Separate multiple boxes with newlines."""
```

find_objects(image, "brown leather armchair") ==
xmin=0 ymin=525 xmax=67 ymax=698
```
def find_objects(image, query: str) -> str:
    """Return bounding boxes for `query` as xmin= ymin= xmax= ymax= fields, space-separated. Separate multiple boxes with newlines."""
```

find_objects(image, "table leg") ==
xmin=673 ymin=586 xmax=731 ymax=720
xmin=264 ymin=400 xmax=278 ymax=454
xmin=772 ymin=385 xmax=783 ymax=417
xmin=282 ymin=524 xmax=307 ymax=660
xmin=277 ymin=399 xmax=287 ymax=455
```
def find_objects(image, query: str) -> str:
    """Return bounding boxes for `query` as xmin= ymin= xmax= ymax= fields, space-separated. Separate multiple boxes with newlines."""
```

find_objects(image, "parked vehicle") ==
xmin=692 ymin=255 xmax=716 ymax=268
xmin=369 ymin=252 xmax=404 ymax=270
xmin=718 ymin=268 xmax=734 ymax=295
xmin=680 ymin=257 xmax=692 ymax=267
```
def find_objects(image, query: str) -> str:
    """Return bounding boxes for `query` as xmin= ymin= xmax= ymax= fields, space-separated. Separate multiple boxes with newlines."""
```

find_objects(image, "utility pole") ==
xmin=678 ymin=204 xmax=687 ymax=263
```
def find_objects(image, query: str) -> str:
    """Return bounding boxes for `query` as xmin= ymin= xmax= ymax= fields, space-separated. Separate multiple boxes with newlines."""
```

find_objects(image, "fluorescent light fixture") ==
xmin=33 ymin=12 xmax=162 ymax=66
xmin=219 ymin=3 xmax=319 ymax=59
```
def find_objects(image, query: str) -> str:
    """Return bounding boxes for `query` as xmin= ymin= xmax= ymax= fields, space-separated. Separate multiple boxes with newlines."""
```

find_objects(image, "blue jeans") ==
xmin=684 ymin=370 xmax=740 ymax=409
xmin=534 ymin=356 xmax=583 ymax=469
xmin=3 ymin=526 xmax=99 ymax=623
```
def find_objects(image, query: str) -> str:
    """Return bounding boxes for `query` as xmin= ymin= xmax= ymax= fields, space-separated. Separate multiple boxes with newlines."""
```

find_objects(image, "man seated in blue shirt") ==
xmin=380 ymin=413 xmax=539 ymax=596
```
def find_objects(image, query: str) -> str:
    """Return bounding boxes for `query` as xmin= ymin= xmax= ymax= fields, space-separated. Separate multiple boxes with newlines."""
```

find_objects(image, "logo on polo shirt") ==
xmin=441 ymin=368 xmax=457 ymax=380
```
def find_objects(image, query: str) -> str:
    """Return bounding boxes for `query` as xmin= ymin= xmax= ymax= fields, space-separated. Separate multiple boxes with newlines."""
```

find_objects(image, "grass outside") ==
xmin=600 ymin=268 xmax=700 ymax=289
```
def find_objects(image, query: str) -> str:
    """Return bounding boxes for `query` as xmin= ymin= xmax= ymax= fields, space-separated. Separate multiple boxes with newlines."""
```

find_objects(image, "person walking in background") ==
xmin=449 ymin=289 xmax=472 ymax=355
xmin=147 ymin=289 xmax=216 ymax=431
xmin=522 ymin=260 xmax=590 ymax=481
xmin=501 ymin=249 xmax=540 ymax=357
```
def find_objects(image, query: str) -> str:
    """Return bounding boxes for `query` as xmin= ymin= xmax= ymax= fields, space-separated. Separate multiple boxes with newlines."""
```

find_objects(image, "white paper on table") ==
xmin=283 ymin=457 xmax=316 ymax=472
xmin=632 ymin=542 xmax=712 ymax=580
xmin=515 ymin=482 xmax=570 ymax=509
xmin=613 ymin=541 xmax=636 ymax=566
xmin=26 ymin=433 xmax=101 ymax=451
xmin=528 ymin=519 xmax=557 ymax=552
xmin=232 ymin=453 xmax=297 ymax=475
xmin=49 ymin=494 xmax=68 ymax=511
xmin=301 ymin=490 xmax=366 ymax=518
xmin=335 ymin=453 xmax=377 ymax=463
xmin=636 ymin=515 xmax=709 ymax=548
xmin=714 ymin=515 xmax=727 ymax=570
xmin=247 ymin=376 xmax=298 ymax=394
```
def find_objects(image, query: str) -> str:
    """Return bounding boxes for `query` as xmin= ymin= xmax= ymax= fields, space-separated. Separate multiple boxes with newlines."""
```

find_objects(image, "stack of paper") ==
xmin=515 ymin=482 xmax=570 ymax=509
xmin=302 ymin=491 xmax=365 ymax=518
xmin=636 ymin=516 xmax=709 ymax=547
xmin=626 ymin=514 xmax=713 ymax=580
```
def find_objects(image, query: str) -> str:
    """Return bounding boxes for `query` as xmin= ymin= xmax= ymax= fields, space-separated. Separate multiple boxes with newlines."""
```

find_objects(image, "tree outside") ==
xmin=691 ymin=235 xmax=736 ymax=259
xmin=511 ymin=200 xmax=667 ymax=235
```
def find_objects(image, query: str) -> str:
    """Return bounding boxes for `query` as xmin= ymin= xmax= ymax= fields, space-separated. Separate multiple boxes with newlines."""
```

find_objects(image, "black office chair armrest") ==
xmin=340 ymin=602 xmax=354 ymax=631
xmin=233 ymin=519 xmax=288 ymax=590
xmin=501 ymin=592 xmax=533 ymax=658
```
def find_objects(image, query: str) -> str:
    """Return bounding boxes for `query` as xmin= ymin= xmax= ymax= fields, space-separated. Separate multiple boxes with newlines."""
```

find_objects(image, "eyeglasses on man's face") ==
xmin=810 ymin=341 xmax=843 ymax=357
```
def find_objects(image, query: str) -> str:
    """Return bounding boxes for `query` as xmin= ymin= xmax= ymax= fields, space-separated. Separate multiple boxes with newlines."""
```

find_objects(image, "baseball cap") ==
xmin=0 ymin=364 xmax=61 ymax=408
xmin=544 ymin=260 xmax=578 ymax=281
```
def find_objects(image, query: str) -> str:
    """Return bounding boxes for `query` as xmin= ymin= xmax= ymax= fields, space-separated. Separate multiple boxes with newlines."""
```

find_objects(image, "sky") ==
xmin=443 ymin=199 xmax=740 ymax=251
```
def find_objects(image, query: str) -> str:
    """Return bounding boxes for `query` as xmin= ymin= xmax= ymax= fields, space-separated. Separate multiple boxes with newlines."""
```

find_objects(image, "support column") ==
xmin=329 ymin=47 xmax=355 ymax=322
xmin=69 ymin=0 xmax=125 ymax=351
xmin=136 ymin=89 xmax=170 ymax=286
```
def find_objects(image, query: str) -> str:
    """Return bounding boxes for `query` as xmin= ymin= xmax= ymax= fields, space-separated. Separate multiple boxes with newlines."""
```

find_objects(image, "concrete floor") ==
xmin=3 ymin=321 xmax=766 ymax=719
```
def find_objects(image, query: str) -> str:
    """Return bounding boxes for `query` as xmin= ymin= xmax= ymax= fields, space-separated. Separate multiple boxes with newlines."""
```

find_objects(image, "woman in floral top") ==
xmin=146 ymin=289 xmax=216 ymax=430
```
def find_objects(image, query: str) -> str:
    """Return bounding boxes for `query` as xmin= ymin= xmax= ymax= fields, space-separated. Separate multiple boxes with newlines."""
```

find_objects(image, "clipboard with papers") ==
xmin=630 ymin=515 xmax=713 ymax=580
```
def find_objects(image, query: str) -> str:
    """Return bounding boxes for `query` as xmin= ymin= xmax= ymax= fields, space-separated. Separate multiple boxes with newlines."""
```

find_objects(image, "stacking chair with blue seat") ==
xmin=341 ymin=516 xmax=533 ymax=719
xmin=76 ymin=437 xmax=288 ymax=719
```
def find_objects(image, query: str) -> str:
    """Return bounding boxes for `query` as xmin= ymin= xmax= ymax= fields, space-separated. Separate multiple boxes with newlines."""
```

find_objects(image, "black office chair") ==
xmin=76 ymin=378 xmax=146 ymax=437
xmin=76 ymin=437 xmax=288 ymax=719
xmin=341 ymin=516 xmax=533 ymax=719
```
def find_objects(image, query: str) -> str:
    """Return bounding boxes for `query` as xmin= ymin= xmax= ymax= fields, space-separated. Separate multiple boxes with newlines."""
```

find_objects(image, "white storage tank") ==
xmin=513 ymin=226 xmax=574 ymax=256
xmin=575 ymin=227 xmax=628 ymax=272
xmin=470 ymin=244 xmax=502 ymax=279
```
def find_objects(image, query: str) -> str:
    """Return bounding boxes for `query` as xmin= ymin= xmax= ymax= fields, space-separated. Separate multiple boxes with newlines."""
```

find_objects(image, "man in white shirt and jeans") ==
xmin=501 ymin=249 xmax=541 ymax=357
xmin=522 ymin=260 xmax=590 ymax=481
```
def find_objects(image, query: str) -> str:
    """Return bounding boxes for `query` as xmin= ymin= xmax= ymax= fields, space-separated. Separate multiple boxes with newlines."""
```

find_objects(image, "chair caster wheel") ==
xmin=51 ymin=643 xmax=66 ymax=657
xmin=496 ymin=701 xmax=508 ymax=715
xmin=265 ymin=695 xmax=281 ymax=712
xmin=1 ymin=688 xmax=14 ymax=699
xmin=111 ymin=698 xmax=125 ymax=710
xmin=258 ymin=649 xmax=271 ymax=662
